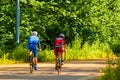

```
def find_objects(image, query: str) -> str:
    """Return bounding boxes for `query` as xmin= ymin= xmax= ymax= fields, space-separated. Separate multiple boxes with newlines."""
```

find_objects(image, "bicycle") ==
xmin=56 ymin=52 xmax=62 ymax=75
xmin=29 ymin=54 xmax=34 ymax=73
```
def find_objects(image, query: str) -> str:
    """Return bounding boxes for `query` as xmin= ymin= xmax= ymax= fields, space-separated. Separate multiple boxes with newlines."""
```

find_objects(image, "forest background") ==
xmin=0 ymin=0 xmax=120 ymax=63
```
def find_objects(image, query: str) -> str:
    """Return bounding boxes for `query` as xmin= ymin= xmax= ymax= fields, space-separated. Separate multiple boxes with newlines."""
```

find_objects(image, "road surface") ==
xmin=0 ymin=60 xmax=107 ymax=80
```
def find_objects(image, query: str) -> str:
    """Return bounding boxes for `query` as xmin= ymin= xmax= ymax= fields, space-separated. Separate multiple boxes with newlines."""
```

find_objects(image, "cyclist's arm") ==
xmin=37 ymin=40 xmax=41 ymax=49
xmin=63 ymin=39 xmax=67 ymax=53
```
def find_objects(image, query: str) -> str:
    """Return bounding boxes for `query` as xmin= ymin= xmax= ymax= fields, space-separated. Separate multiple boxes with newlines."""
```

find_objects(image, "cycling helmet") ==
xmin=59 ymin=33 xmax=65 ymax=38
xmin=32 ymin=31 xmax=38 ymax=36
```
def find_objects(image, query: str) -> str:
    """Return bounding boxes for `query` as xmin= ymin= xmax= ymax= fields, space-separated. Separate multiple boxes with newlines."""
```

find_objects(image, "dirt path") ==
xmin=0 ymin=60 xmax=107 ymax=80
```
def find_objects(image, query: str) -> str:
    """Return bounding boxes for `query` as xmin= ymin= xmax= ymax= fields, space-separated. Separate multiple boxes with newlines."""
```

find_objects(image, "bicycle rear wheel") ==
xmin=29 ymin=56 xmax=34 ymax=73
xmin=57 ymin=58 xmax=62 ymax=75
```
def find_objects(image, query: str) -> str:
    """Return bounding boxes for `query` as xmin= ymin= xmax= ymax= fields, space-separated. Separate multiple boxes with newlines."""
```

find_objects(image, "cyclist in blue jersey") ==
xmin=28 ymin=31 xmax=41 ymax=70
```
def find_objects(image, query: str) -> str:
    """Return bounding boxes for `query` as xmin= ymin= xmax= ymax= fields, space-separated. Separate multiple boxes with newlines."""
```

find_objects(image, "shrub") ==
xmin=8 ymin=44 xmax=29 ymax=62
xmin=98 ymin=58 xmax=120 ymax=80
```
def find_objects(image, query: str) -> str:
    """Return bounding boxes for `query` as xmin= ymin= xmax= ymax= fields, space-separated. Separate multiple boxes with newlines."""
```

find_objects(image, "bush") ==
xmin=38 ymin=49 xmax=54 ymax=62
xmin=66 ymin=39 xmax=115 ymax=60
xmin=0 ymin=49 xmax=4 ymax=58
xmin=98 ymin=58 xmax=120 ymax=80
xmin=8 ymin=44 xmax=29 ymax=62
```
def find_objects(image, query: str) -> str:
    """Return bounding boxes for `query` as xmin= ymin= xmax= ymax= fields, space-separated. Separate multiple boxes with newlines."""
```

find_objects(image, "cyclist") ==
xmin=54 ymin=33 xmax=66 ymax=70
xmin=28 ymin=31 xmax=41 ymax=70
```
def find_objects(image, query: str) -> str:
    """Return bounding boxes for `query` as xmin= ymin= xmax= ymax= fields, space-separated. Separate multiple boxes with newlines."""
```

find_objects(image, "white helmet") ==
xmin=32 ymin=31 xmax=38 ymax=36
xmin=59 ymin=33 xmax=65 ymax=38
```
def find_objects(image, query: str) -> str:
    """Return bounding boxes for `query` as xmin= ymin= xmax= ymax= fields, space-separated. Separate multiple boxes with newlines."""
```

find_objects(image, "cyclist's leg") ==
xmin=61 ymin=52 xmax=64 ymax=60
xmin=33 ymin=49 xmax=38 ymax=63
xmin=29 ymin=51 xmax=32 ymax=56
xmin=28 ymin=45 xmax=32 ymax=56
xmin=28 ymin=48 xmax=33 ymax=61
xmin=33 ymin=49 xmax=38 ymax=70
xmin=54 ymin=48 xmax=58 ymax=64
xmin=60 ymin=48 xmax=64 ymax=65
xmin=54 ymin=48 xmax=58 ymax=70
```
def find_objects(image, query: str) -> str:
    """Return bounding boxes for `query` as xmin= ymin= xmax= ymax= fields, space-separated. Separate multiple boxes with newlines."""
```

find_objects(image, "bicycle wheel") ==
xmin=57 ymin=58 xmax=61 ymax=75
xmin=29 ymin=56 xmax=34 ymax=73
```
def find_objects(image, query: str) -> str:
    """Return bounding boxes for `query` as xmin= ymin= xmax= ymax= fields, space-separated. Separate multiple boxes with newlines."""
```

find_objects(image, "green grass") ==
xmin=0 ymin=59 xmax=19 ymax=64
xmin=0 ymin=53 xmax=21 ymax=64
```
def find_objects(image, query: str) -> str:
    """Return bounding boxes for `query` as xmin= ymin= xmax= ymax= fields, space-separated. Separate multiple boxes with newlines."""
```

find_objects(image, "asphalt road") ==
xmin=0 ymin=60 xmax=107 ymax=80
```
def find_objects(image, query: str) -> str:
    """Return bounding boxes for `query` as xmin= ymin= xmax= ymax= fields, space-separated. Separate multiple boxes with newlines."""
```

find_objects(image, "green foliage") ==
xmin=8 ymin=44 xmax=29 ymax=62
xmin=98 ymin=58 xmax=120 ymax=80
xmin=38 ymin=49 xmax=54 ymax=62
xmin=0 ymin=0 xmax=16 ymax=50
xmin=110 ymin=41 xmax=120 ymax=54
xmin=0 ymin=0 xmax=120 ymax=63
xmin=0 ymin=37 xmax=115 ymax=64
xmin=0 ymin=53 xmax=19 ymax=64
xmin=0 ymin=49 xmax=4 ymax=58
xmin=66 ymin=37 xmax=114 ymax=60
xmin=0 ymin=0 xmax=120 ymax=52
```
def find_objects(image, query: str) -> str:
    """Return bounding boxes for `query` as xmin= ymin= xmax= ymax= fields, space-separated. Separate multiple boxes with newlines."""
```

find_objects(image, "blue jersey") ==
xmin=28 ymin=36 xmax=40 ymax=49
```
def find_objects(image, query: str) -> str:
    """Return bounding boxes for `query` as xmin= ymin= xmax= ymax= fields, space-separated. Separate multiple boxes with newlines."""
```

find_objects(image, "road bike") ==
xmin=29 ymin=49 xmax=41 ymax=73
xmin=56 ymin=52 xmax=62 ymax=75
xmin=29 ymin=54 xmax=34 ymax=73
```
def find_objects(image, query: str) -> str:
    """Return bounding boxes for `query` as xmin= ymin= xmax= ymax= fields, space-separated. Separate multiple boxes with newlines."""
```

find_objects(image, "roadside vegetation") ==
xmin=98 ymin=57 xmax=120 ymax=80
xmin=1 ymin=0 xmax=120 ymax=79
xmin=0 ymin=38 xmax=115 ymax=63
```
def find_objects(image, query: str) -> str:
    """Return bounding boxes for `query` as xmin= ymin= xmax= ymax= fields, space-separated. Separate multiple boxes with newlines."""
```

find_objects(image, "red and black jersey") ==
xmin=54 ymin=37 xmax=66 ymax=49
